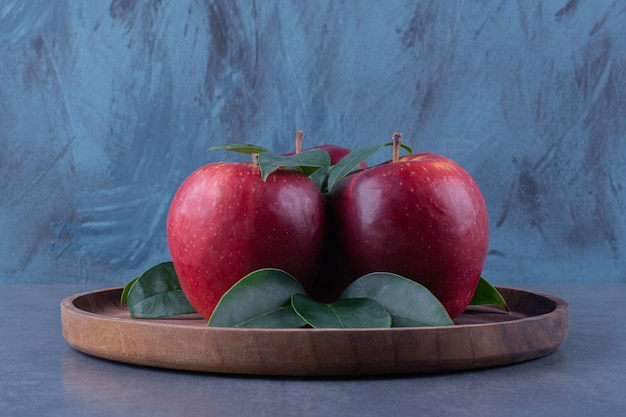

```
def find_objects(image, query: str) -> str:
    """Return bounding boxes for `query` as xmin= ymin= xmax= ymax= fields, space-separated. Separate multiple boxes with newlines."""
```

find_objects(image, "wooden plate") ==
xmin=61 ymin=286 xmax=568 ymax=376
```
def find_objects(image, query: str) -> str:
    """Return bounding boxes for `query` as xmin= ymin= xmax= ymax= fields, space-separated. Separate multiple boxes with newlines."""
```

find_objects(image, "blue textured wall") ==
xmin=1 ymin=0 xmax=625 ymax=284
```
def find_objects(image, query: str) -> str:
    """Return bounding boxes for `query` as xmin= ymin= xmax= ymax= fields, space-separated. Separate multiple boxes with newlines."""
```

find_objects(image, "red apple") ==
xmin=326 ymin=133 xmax=489 ymax=318
xmin=166 ymin=158 xmax=327 ymax=319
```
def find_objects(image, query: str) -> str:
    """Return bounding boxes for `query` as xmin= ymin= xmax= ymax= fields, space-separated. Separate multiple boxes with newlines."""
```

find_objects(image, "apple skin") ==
xmin=327 ymin=153 xmax=489 ymax=318
xmin=166 ymin=162 xmax=327 ymax=319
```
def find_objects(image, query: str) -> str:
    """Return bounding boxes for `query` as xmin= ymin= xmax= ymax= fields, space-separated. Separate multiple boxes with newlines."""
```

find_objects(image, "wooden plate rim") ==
xmin=60 ymin=286 xmax=568 ymax=376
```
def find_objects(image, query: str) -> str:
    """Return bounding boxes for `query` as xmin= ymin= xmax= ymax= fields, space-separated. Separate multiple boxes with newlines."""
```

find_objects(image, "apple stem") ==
xmin=251 ymin=153 xmax=259 ymax=167
xmin=296 ymin=130 xmax=304 ymax=154
xmin=392 ymin=132 xmax=402 ymax=163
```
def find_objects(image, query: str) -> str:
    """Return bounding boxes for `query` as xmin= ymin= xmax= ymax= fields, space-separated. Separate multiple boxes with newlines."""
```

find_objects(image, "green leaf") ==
xmin=257 ymin=149 xmax=331 ymax=181
xmin=120 ymin=275 xmax=139 ymax=307
xmin=232 ymin=305 xmax=305 ymax=328
xmin=291 ymin=294 xmax=391 ymax=329
xmin=326 ymin=144 xmax=384 ymax=193
xmin=127 ymin=262 xmax=196 ymax=318
xmin=469 ymin=277 xmax=510 ymax=312
xmin=308 ymin=165 xmax=330 ymax=191
xmin=206 ymin=143 xmax=271 ymax=155
xmin=340 ymin=272 xmax=454 ymax=327
xmin=208 ymin=268 xmax=307 ymax=328
xmin=382 ymin=140 xmax=414 ymax=155
xmin=325 ymin=141 xmax=413 ymax=193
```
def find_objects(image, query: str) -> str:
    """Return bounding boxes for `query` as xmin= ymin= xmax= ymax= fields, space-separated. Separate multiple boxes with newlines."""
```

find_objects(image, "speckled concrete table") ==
xmin=1 ymin=283 xmax=624 ymax=417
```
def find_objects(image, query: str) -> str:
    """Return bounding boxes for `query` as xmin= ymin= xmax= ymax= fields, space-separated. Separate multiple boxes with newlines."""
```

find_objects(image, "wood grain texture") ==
xmin=61 ymin=287 xmax=568 ymax=376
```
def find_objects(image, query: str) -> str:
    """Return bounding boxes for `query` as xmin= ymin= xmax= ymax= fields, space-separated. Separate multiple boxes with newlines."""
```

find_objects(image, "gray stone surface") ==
xmin=2 ymin=283 xmax=625 ymax=416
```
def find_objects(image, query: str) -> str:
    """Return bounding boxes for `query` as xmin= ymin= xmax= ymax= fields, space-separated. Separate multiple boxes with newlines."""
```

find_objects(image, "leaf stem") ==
xmin=251 ymin=153 xmax=259 ymax=167
xmin=296 ymin=130 xmax=304 ymax=154
xmin=392 ymin=132 xmax=402 ymax=163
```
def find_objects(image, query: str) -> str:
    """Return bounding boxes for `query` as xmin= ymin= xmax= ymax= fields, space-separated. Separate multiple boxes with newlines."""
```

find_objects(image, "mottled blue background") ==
xmin=1 ymin=0 xmax=625 ymax=285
